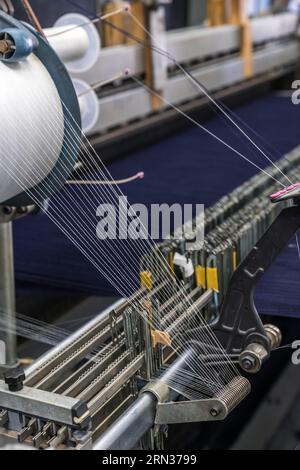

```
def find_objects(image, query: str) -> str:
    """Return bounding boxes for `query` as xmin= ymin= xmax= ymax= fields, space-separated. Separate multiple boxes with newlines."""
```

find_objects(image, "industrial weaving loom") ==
xmin=0 ymin=3 xmax=300 ymax=452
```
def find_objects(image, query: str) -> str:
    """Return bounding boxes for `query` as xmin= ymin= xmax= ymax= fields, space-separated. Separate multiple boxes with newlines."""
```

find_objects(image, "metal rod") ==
xmin=0 ymin=222 xmax=16 ymax=368
xmin=21 ymin=0 xmax=46 ymax=39
xmin=25 ymin=298 xmax=125 ymax=379
xmin=25 ymin=285 xmax=165 ymax=381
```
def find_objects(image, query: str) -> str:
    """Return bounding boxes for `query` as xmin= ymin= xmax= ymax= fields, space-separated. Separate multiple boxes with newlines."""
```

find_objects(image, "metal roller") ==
xmin=214 ymin=377 xmax=251 ymax=416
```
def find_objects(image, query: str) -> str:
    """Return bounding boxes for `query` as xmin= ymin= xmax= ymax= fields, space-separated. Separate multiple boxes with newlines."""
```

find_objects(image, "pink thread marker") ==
xmin=270 ymin=183 xmax=300 ymax=203
xmin=123 ymin=3 xmax=131 ymax=13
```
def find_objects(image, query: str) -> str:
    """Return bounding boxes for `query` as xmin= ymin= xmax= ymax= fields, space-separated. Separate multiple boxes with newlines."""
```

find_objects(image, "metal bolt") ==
xmin=2 ymin=206 xmax=12 ymax=215
xmin=210 ymin=408 xmax=220 ymax=418
xmin=239 ymin=343 xmax=268 ymax=374
xmin=4 ymin=366 xmax=25 ymax=392
xmin=241 ymin=357 xmax=255 ymax=370
xmin=0 ymin=40 xmax=11 ymax=55
xmin=17 ymin=207 xmax=27 ymax=215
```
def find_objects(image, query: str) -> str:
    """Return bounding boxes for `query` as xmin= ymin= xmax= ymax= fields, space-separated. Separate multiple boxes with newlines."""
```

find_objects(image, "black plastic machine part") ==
xmin=4 ymin=365 xmax=25 ymax=392
xmin=212 ymin=190 xmax=300 ymax=356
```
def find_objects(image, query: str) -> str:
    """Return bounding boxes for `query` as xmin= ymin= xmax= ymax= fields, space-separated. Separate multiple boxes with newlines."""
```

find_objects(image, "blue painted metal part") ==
xmin=0 ymin=11 xmax=82 ymax=207
xmin=0 ymin=28 xmax=38 ymax=62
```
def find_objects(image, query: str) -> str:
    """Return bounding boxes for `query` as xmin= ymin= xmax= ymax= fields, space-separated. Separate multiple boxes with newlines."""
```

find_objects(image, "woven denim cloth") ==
xmin=13 ymin=93 xmax=300 ymax=317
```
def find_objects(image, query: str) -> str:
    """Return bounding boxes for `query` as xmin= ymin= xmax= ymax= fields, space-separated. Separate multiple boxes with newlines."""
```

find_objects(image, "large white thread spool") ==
xmin=0 ymin=55 xmax=65 ymax=204
xmin=72 ymin=78 xmax=99 ymax=135
xmin=45 ymin=13 xmax=101 ymax=74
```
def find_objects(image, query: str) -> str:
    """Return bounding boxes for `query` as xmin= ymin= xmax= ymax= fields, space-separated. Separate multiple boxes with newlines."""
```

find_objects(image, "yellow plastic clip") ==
xmin=195 ymin=265 xmax=206 ymax=289
xmin=140 ymin=271 xmax=153 ymax=290
xmin=151 ymin=330 xmax=172 ymax=348
xmin=207 ymin=267 xmax=219 ymax=293
xmin=169 ymin=252 xmax=175 ymax=274
xmin=18 ymin=357 xmax=34 ymax=366
xmin=232 ymin=250 xmax=237 ymax=271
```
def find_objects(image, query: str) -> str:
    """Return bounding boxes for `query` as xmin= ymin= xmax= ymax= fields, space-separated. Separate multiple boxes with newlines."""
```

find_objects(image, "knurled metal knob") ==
xmin=4 ymin=366 xmax=25 ymax=392
xmin=264 ymin=324 xmax=282 ymax=350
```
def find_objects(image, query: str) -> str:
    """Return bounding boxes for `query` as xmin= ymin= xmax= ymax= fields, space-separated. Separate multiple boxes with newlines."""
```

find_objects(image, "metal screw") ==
xmin=2 ymin=206 xmax=12 ymax=215
xmin=0 ymin=40 xmax=12 ymax=55
xmin=17 ymin=207 xmax=27 ymax=215
xmin=210 ymin=408 xmax=220 ymax=418
xmin=241 ymin=357 xmax=255 ymax=370
xmin=4 ymin=366 xmax=25 ymax=392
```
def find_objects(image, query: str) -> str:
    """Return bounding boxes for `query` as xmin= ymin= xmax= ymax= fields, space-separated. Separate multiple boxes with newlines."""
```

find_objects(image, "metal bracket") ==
xmin=155 ymin=397 xmax=228 ymax=425
xmin=142 ymin=376 xmax=251 ymax=425
xmin=0 ymin=380 xmax=90 ymax=429
xmin=142 ymin=380 xmax=170 ymax=404
xmin=0 ymin=205 xmax=36 ymax=223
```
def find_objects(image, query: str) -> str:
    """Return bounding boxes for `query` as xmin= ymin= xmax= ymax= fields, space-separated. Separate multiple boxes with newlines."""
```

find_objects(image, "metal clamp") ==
xmin=0 ymin=380 xmax=91 ymax=429
xmin=141 ymin=379 xmax=170 ymax=404
xmin=155 ymin=397 xmax=228 ymax=425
